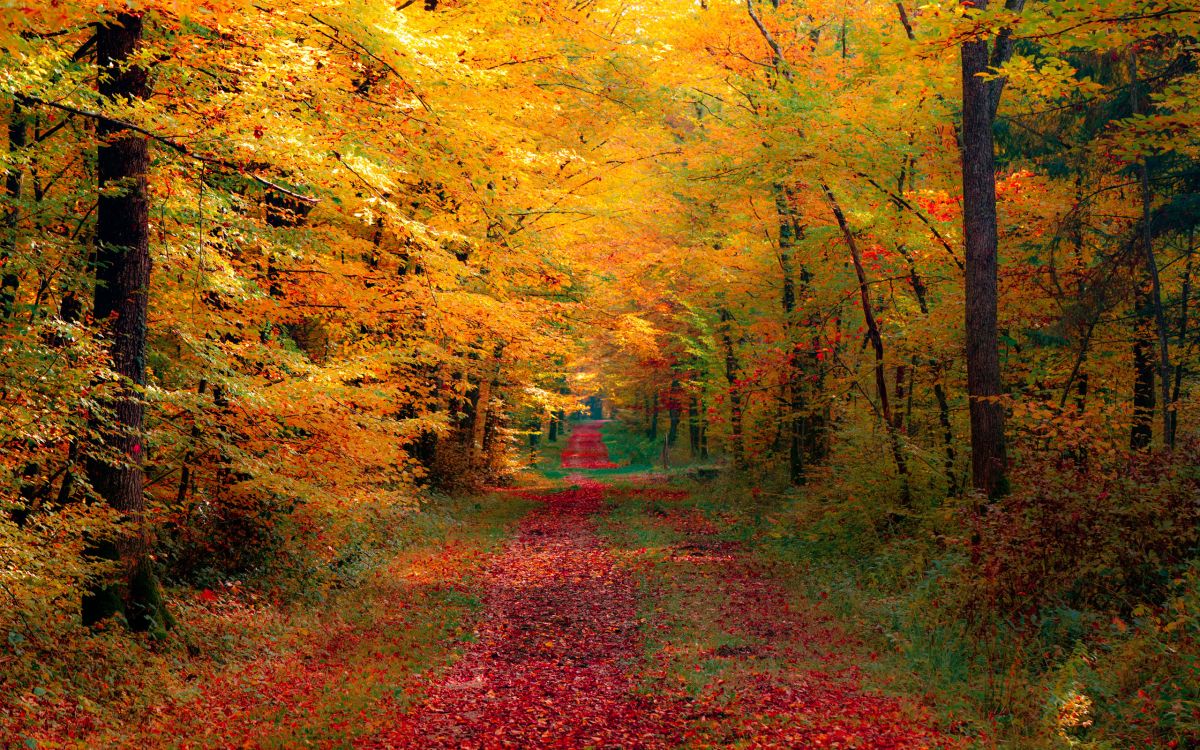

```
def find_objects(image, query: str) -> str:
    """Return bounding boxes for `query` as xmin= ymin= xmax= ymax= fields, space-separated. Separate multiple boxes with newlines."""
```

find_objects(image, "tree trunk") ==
xmin=548 ymin=411 xmax=559 ymax=443
xmin=1 ymin=99 xmax=25 ymax=319
xmin=960 ymin=15 xmax=1008 ymax=499
xmin=823 ymin=182 xmax=910 ymax=503
xmin=1131 ymin=284 xmax=1156 ymax=450
xmin=895 ymin=241 xmax=958 ymax=495
xmin=1171 ymin=229 xmax=1193 ymax=445
xmin=688 ymin=395 xmax=701 ymax=457
xmin=647 ymin=391 xmax=659 ymax=441
xmin=1130 ymin=52 xmax=1173 ymax=449
xmin=776 ymin=184 xmax=808 ymax=485
xmin=83 ymin=12 xmax=172 ymax=635
xmin=469 ymin=343 xmax=504 ymax=467
xmin=718 ymin=307 xmax=746 ymax=470
xmin=667 ymin=380 xmax=681 ymax=447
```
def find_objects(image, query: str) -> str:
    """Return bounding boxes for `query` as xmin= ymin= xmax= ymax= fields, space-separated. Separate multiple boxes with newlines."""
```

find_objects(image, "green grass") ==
xmin=21 ymin=492 xmax=535 ymax=750
xmin=669 ymin=477 xmax=998 ymax=746
xmin=254 ymin=491 xmax=533 ymax=749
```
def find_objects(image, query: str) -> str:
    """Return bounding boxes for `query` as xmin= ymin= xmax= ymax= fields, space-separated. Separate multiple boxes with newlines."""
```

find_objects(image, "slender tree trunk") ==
xmin=667 ymin=380 xmax=681 ymax=446
xmin=1 ymin=100 xmax=25 ymax=319
xmin=83 ymin=12 xmax=172 ymax=634
xmin=548 ymin=411 xmax=559 ymax=443
xmin=718 ymin=307 xmax=746 ymax=470
xmin=53 ymin=292 xmax=85 ymax=507
xmin=896 ymin=241 xmax=959 ymax=494
xmin=688 ymin=394 xmax=701 ymax=458
xmin=647 ymin=391 xmax=659 ymax=441
xmin=1131 ymin=284 xmax=1157 ymax=450
xmin=1171 ymin=229 xmax=1193 ymax=445
xmin=776 ymin=184 xmax=809 ymax=485
xmin=175 ymin=379 xmax=208 ymax=507
xmin=960 ymin=15 xmax=1008 ymax=498
xmin=892 ymin=364 xmax=908 ymax=432
xmin=528 ymin=417 xmax=540 ymax=451
xmin=469 ymin=343 xmax=504 ymax=467
xmin=1130 ymin=52 xmax=1173 ymax=448
xmin=823 ymin=183 xmax=910 ymax=503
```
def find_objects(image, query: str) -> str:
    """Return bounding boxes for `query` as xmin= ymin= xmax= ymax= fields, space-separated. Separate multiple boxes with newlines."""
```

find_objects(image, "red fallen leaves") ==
xmin=558 ymin=421 xmax=618 ymax=469
xmin=364 ymin=480 xmax=682 ymax=749
xmin=645 ymin=507 xmax=966 ymax=749
xmin=365 ymin=469 xmax=965 ymax=748
xmin=10 ymin=427 xmax=968 ymax=748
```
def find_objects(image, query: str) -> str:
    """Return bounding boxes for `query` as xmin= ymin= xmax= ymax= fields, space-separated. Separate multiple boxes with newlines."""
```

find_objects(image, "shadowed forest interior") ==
xmin=1 ymin=0 xmax=1199 ymax=747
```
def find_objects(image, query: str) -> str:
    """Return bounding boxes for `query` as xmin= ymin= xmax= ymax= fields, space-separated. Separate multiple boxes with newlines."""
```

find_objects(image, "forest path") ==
xmin=365 ymin=421 xmax=964 ymax=749
xmin=364 ymin=422 xmax=681 ymax=748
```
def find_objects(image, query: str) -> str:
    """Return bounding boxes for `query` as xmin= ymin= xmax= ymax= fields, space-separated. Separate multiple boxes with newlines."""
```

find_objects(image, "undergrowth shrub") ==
xmin=693 ymin=438 xmax=1200 ymax=748
xmin=961 ymin=441 xmax=1200 ymax=622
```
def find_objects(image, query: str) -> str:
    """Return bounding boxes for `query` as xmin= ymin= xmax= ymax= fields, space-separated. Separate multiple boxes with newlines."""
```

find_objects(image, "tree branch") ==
xmin=17 ymin=94 xmax=317 ymax=204
xmin=746 ymin=0 xmax=792 ymax=81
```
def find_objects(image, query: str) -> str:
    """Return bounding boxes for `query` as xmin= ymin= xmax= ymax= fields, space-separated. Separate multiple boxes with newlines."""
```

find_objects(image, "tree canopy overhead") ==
xmin=2 ymin=0 xmax=1199 ymax=746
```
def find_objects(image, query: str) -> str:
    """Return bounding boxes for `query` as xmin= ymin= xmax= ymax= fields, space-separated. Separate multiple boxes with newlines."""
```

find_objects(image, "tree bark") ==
xmin=1 ymin=99 xmax=25 ymax=319
xmin=1130 ymin=52 xmax=1173 ymax=448
xmin=959 ymin=7 xmax=1009 ymax=499
xmin=83 ymin=12 xmax=172 ymax=635
xmin=666 ymin=380 xmax=681 ymax=446
xmin=646 ymin=391 xmax=659 ymax=441
xmin=1170 ymin=229 xmax=1193 ymax=445
xmin=1131 ymin=284 xmax=1156 ymax=450
xmin=688 ymin=395 xmax=701 ymax=457
xmin=718 ymin=307 xmax=746 ymax=470
xmin=469 ymin=343 xmax=504 ymax=467
xmin=893 ymin=240 xmax=958 ymax=495
xmin=776 ymin=184 xmax=809 ymax=485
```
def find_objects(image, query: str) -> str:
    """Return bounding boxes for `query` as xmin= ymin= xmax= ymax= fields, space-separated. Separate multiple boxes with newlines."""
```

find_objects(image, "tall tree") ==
xmin=958 ymin=0 xmax=1024 ymax=499
xmin=82 ymin=11 xmax=171 ymax=634
xmin=718 ymin=306 xmax=746 ymax=470
xmin=1 ymin=100 xmax=25 ymax=319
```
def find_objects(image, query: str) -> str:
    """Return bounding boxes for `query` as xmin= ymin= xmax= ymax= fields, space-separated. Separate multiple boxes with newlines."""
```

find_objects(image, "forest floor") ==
xmin=8 ymin=422 xmax=970 ymax=748
xmin=364 ymin=421 xmax=966 ymax=749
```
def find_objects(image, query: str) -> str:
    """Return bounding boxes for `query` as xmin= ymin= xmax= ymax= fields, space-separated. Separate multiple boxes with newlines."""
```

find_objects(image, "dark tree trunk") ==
xmin=1 ymin=99 xmax=26 ymax=319
xmin=528 ymin=417 xmax=540 ymax=451
xmin=687 ymin=395 xmax=701 ymax=458
xmin=718 ymin=307 xmax=746 ymax=470
xmin=776 ymin=184 xmax=808 ymax=485
xmin=469 ymin=344 xmax=504 ymax=466
xmin=175 ymin=379 xmax=208 ymax=507
xmin=959 ymin=11 xmax=1009 ymax=499
xmin=894 ymin=240 xmax=958 ymax=495
xmin=667 ymin=381 xmax=681 ymax=447
xmin=823 ymin=183 xmax=910 ymax=504
xmin=1130 ymin=53 xmax=1173 ymax=449
xmin=82 ymin=12 xmax=172 ymax=635
xmin=1131 ymin=285 xmax=1156 ymax=450
xmin=1171 ymin=229 xmax=1193 ymax=445
xmin=548 ymin=411 xmax=559 ymax=443
xmin=647 ymin=391 xmax=659 ymax=441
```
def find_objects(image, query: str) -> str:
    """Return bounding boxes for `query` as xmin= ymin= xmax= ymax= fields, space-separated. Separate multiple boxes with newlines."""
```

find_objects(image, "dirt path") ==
xmin=366 ymin=421 xmax=963 ymax=749
xmin=366 ymin=422 xmax=679 ymax=748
